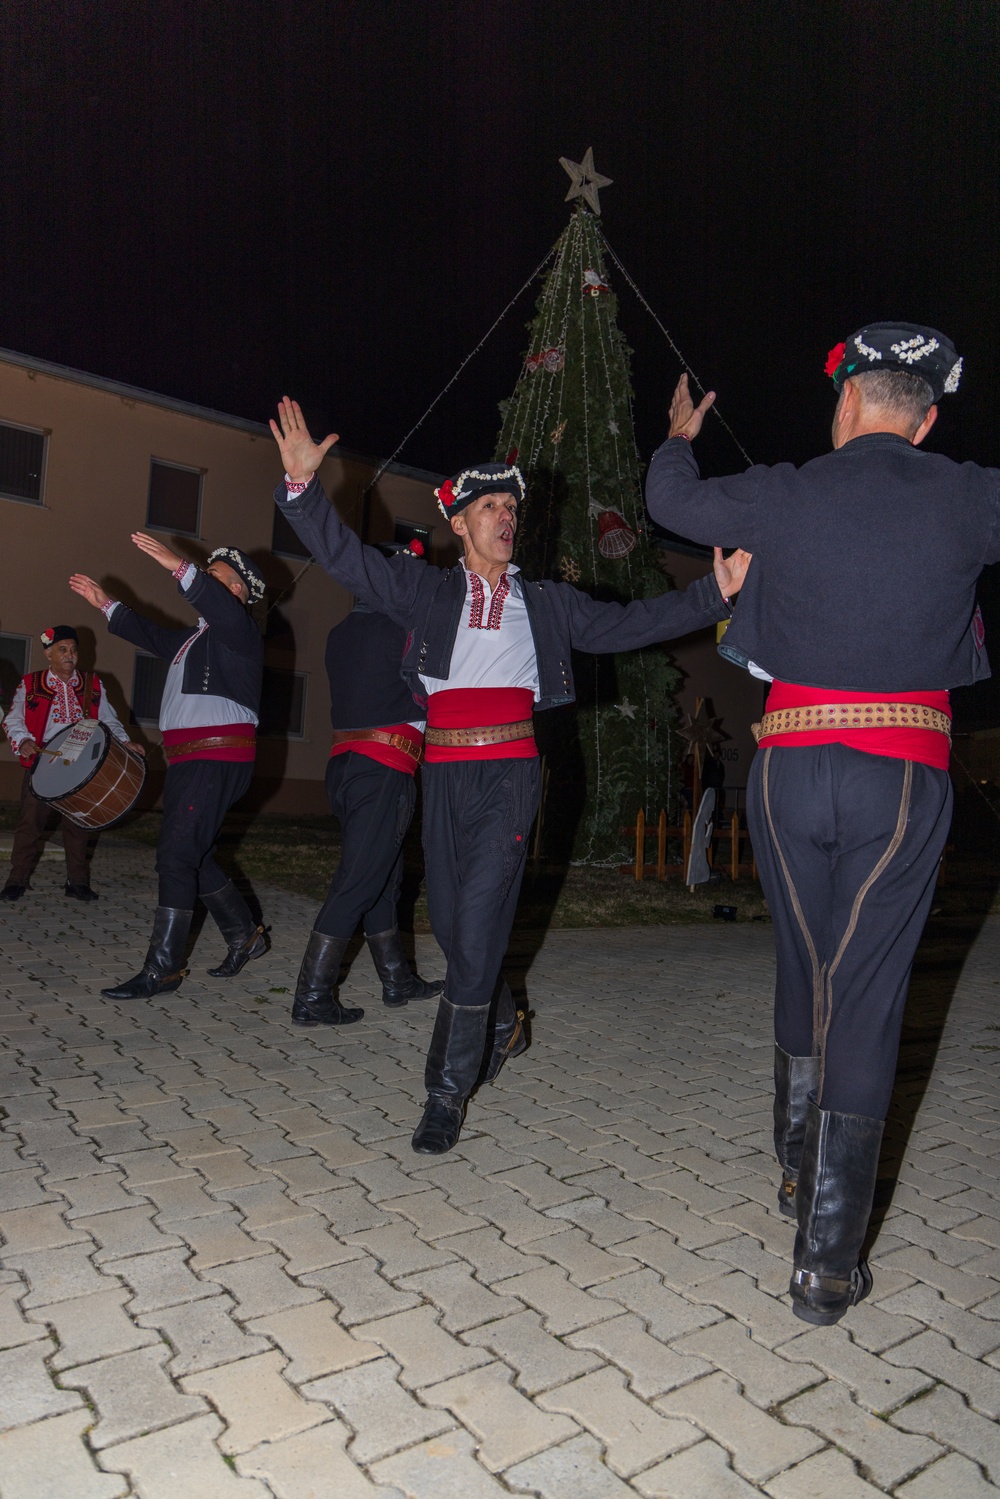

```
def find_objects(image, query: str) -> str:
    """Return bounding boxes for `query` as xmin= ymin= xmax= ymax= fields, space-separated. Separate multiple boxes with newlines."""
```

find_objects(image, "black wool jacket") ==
xmin=326 ymin=604 xmax=420 ymax=730
xmin=275 ymin=477 xmax=730 ymax=711
xmin=646 ymin=433 xmax=1000 ymax=692
xmin=108 ymin=568 xmax=263 ymax=716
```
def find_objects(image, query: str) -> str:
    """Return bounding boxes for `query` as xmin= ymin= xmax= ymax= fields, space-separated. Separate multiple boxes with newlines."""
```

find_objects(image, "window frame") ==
xmin=0 ymin=631 xmax=31 ymax=706
xmin=130 ymin=650 xmax=170 ymax=725
xmin=146 ymin=457 xmax=204 ymax=538
xmin=0 ymin=419 xmax=48 ymax=507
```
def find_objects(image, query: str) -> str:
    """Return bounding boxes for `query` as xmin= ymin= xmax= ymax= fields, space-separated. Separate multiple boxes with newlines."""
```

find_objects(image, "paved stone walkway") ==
xmin=3 ymin=841 xmax=1000 ymax=1497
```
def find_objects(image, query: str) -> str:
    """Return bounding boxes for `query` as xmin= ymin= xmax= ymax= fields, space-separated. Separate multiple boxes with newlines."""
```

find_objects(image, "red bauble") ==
xmin=597 ymin=510 xmax=638 ymax=560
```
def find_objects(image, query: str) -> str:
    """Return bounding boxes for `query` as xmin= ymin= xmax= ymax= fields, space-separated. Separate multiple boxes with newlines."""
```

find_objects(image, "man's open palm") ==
xmin=270 ymin=398 xmax=339 ymax=482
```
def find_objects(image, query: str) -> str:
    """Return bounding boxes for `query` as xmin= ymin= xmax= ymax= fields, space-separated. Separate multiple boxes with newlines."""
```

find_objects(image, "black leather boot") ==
xmin=480 ymin=981 xmax=527 ymax=1084
xmin=366 ymin=927 xmax=443 ymax=1007
xmin=290 ymin=932 xmax=364 ymax=1027
xmin=201 ymin=880 xmax=268 ymax=977
xmin=790 ymin=1097 xmax=884 ymax=1325
xmin=411 ymin=998 xmax=490 ymax=1155
xmin=774 ymin=1045 xmax=821 ymax=1219
xmin=101 ymin=907 xmax=193 ymax=1000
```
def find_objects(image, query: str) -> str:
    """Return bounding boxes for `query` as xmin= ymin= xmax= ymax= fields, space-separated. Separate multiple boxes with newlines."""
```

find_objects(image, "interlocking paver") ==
xmin=493 ymin=1264 xmax=622 ymax=1334
xmin=0 ymin=1201 xmax=89 ymax=1253
xmin=423 ymin=1359 xmax=579 ymax=1471
xmin=7 ymin=1244 xmax=118 ymax=1307
xmin=304 ymin=1356 xmax=455 ymax=1462
xmin=247 ymin=1300 xmax=382 ymax=1383
xmin=0 ymin=1339 xmax=83 ymax=1429
xmin=62 ymin=1343 xmax=207 ymax=1447
xmin=892 ymin=1383 xmax=1000 ymax=1481
xmin=782 ymin=1380 xmax=943 ymax=1489
xmin=674 ymin=1318 xmax=821 ymax=1406
xmin=371 ymin=1427 xmax=507 ymax=1497
xmin=357 ymin=1304 xmax=491 ymax=1387
xmin=467 ymin=1308 xmax=601 ymax=1395
xmin=505 ymin=1430 xmax=640 ymax=1497
xmin=240 ymin=1419 xmax=403 ymax=1498
xmin=655 ymin=1369 xmax=824 ymax=1482
xmin=538 ymin=1365 xmax=699 ymax=1476
xmin=182 ymin=1348 xmax=327 ymax=1453
xmin=895 ymin=1451 xmax=1000 ymax=1497
xmin=632 ymin=1437 xmax=761 ymax=1498
xmin=99 ymin=1412 xmax=271 ymax=1497
xmin=0 ymin=1409 xmax=129 ymax=1499
xmin=763 ymin=1446 xmax=888 ymax=1497
xmin=777 ymin=1323 xmax=933 ymax=1412
xmin=0 ymin=1283 xmax=47 ymax=1351
xmin=137 ymin=1293 xmax=271 ymax=1374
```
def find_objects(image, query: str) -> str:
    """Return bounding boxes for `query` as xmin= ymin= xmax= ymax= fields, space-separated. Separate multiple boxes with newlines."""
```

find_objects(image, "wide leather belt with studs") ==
xmin=331 ymin=729 xmax=423 ymax=764
xmin=753 ymin=703 xmax=951 ymax=745
xmin=425 ymin=719 xmax=535 ymax=748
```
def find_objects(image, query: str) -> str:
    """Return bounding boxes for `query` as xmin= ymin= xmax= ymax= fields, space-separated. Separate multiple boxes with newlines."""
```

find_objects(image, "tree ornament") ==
xmin=559 ymin=555 xmax=581 ymax=583
xmin=550 ymin=420 xmax=567 ymax=445
xmin=615 ymin=698 xmax=637 ymax=719
xmin=525 ymin=346 xmax=565 ymax=374
xmin=583 ymin=269 xmax=610 ymax=296
xmin=559 ymin=148 xmax=613 ymax=216
xmin=678 ymin=700 xmax=725 ymax=773
xmin=596 ymin=509 xmax=638 ymax=559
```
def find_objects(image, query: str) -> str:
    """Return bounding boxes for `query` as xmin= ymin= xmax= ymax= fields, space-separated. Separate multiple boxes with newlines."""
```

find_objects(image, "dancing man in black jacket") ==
xmin=271 ymin=398 xmax=750 ymax=1155
xmin=71 ymin=533 xmax=267 ymax=999
xmin=647 ymin=324 xmax=998 ymax=1324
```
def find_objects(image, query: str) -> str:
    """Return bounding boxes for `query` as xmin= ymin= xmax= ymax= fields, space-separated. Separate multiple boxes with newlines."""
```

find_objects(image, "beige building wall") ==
xmin=0 ymin=350 xmax=447 ymax=812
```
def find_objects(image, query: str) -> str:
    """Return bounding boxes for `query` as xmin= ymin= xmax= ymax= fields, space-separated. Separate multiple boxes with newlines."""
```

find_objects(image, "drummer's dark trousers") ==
xmin=155 ymin=759 xmax=253 ymax=908
xmin=9 ymin=769 xmax=91 ymax=885
xmin=421 ymin=758 xmax=541 ymax=1007
xmin=315 ymin=753 xmax=416 ymax=938
xmin=747 ymin=743 xmax=952 ymax=1122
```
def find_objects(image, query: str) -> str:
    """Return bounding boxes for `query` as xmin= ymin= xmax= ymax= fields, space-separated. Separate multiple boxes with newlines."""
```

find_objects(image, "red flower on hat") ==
xmin=408 ymin=539 xmax=425 ymax=557
xmin=824 ymin=341 xmax=847 ymax=378
xmin=40 ymin=629 xmax=54 ymax=647
xmin=437 ymin=479 xmax=456 ymax=508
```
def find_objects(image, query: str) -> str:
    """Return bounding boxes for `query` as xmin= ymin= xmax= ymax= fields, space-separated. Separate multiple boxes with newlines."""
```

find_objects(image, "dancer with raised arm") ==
xmin=271 ymin=398 xmax=750 ymax=1155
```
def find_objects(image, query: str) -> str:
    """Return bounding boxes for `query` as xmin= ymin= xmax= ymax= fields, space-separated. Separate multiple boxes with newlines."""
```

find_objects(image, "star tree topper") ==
xmin=559 ymin=148 xmax=613 ymax=215
xmin=678 ymin=700 xmax=725 ymax=772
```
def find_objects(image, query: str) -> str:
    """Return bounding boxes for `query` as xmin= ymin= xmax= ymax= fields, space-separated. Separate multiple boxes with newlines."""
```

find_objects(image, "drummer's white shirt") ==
xmin=2 ymin=671 xmax=129 ymax=757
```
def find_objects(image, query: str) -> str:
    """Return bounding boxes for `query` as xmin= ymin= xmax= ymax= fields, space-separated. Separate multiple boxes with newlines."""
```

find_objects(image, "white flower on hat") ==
xmin=854 ymin=335 xmax=883 ymax=363
xmin=890 ymin=335 xmax=939 ymax=365
xmin=944 ymin=357 xmax=963 ymax=393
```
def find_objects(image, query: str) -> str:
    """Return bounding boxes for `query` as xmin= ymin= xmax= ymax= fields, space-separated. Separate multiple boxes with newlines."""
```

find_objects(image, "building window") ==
xmin=147 ymin=459 xmax=202 ymax=535
xmin=0 ymin=632 xmax=30 ymax=707
xmin=131 ymin=652 xmax=169 ymax=723
xmin=0 ymin=421 xmax=46 ymax=505
xmin=259 ymin=668 xmax=306 ymax=738
xmin=272 ymin=506 xmax=311 ymax=559
xmin=394 ymin=519 xmax=432 ymax=552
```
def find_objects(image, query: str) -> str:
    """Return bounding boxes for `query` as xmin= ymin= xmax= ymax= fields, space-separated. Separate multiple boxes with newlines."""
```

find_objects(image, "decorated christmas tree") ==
xmin=496 ymin=153 xmax=683 ymax=862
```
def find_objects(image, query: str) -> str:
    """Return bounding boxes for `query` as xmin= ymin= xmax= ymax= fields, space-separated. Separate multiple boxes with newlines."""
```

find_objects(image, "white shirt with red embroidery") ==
xmin=101 ymin=562 xmax=259 ymax=732
xmin=419 ymin=563 xmax=540 ymax=699
xmin=3 ymin=670 xmax=130 ymax=755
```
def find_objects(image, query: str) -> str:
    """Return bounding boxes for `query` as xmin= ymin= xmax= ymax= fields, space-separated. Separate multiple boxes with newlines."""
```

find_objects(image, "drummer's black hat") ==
xmin=40 ymin=625 xmax=78 ymax=648
xmin=206 ymin=547 xmax=266 ymax=604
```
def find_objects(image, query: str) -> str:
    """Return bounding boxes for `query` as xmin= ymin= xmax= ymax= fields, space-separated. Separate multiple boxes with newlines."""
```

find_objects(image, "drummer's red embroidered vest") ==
xmin=424 ymin=688 xmax=537 ymax=763
xmin=19 ymin=672 xmax=101 ymax=767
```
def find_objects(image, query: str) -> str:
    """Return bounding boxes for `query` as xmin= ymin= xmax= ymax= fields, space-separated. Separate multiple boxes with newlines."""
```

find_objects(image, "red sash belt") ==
xmin=162 ymin=722 xmax=257 ymax=764
xmin=329 ymin=723 xmax=424 ymax=776
xmin=759 ymin=683 xmax=951 ymax=770
xmin=425 ymin=688 xmax=537 ymax=763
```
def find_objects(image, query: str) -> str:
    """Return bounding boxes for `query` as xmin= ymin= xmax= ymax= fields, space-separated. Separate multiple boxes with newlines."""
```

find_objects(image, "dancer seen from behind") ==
xmin=291 ymin=547 xmax=443 ymax=1027
xmin=647 ymin=325 xmax=999 ymax=1325
xmin=2 ymin=624 xmax=144 ymax=901
xmin=71 ymin=534 xmax=267 ymax=998
xmin=270 ymin=397 xmax=751 ymax=1156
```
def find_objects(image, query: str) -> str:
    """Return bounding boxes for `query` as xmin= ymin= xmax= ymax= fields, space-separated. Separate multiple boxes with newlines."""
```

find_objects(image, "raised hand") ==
xmin=131 ymin=533 xmax=183 ymax=571
xmin=668 ymin=373 xmax=716 ymax=441
xmin=269 ymin=397 xmax=339 ymax=482
xmin=713 ymin=546 xmax=752 ymax=599
xmin=69 ymin=574 xmax=110 ymax=610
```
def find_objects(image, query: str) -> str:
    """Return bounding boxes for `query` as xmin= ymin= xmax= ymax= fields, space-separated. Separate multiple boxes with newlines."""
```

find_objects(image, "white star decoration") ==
xmin=559 ymin=148 xmax=613 ymax=216
xmin=608 ymin=419 xmax=620 ymax=434
xmin=615 ymin=698 xmax=637 ymax=719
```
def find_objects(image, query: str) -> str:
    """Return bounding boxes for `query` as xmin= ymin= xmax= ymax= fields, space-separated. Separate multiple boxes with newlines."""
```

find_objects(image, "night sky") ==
xmin=4 ymin=1 xmax=998 ymax=484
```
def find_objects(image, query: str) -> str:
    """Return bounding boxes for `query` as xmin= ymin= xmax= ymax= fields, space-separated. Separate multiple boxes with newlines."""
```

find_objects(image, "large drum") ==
xmin=31 ymin=721 xmax=146 ymax=830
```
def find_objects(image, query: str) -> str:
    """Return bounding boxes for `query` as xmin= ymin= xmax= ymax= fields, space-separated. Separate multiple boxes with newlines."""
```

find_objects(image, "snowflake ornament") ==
xmin=559 ymin=556 xmax=581 ymax=583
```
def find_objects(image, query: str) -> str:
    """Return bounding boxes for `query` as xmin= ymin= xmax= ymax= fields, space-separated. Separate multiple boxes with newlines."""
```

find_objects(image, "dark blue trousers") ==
xmin=156 ymin=759 xmax=253 ymax=908
xmin=314 ymin=753 xmax=416 ymax=938
xmin=421 ymin=758 xmax=541 ymax=1007
xmin=747 ymin=743 xmax=952 ymax=1120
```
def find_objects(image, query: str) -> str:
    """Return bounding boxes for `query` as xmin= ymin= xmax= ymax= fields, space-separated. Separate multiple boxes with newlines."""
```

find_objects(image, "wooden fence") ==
xmin=622 ymin=807 xmax=757 ymax=883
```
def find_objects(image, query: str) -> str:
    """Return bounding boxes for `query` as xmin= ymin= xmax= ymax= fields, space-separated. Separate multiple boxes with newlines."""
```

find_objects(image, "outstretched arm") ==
xmin=562 ymin=569 xmax=734 ymax=654
xmin=270 ymin=399 xmax=429 ymax=624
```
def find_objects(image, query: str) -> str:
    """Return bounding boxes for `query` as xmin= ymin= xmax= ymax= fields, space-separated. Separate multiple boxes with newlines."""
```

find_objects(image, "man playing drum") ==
xmin=71 ymin=533 xmax=266 ymax=999
xmin=2 ymin=624 xmax=143 ymax=902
